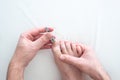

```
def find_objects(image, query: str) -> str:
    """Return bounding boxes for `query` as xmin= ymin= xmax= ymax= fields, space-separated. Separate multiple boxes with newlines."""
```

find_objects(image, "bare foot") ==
xmin=52 ymin=40 xmax=84 ymax=80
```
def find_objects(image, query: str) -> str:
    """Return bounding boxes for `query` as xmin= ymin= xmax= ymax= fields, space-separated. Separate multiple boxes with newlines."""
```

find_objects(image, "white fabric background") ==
xmin=0 ymin=0 xmax=120 ymax=80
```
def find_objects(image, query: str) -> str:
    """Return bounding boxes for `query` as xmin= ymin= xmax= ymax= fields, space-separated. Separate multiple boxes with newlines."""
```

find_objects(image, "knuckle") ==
xmin=64 ymin=55 xmax=69 ymax=60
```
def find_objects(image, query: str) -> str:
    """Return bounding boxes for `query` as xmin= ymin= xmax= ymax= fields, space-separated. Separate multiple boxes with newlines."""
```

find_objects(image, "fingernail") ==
xmin=45 ymin=27 xmax=50 ymax=32
xmin=50 ymin=36 xmax=56 ymax=43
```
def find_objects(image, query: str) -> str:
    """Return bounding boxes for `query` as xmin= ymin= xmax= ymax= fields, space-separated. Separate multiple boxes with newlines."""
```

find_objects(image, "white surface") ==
xmin=0 ymin=0 xmax=120 ymax=80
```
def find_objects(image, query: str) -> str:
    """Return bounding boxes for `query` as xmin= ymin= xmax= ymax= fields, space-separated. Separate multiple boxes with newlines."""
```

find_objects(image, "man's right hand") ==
xmin=59 ymin=43 xmax=110 ymax=80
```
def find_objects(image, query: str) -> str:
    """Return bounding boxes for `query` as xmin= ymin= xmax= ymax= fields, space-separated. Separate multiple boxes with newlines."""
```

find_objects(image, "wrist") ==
xmin=97 ymin=67 xmax=110 ymax=80
xmin=62 ymin=75 xmax=76 ymax=80
xmin=10 ymin=52 xmax=27 ymax=69
xmin=9 ymin=60 xmax=25 ymax=70
xmin=7 ymin=61 xmax=24 ymax=80
xmin=61 ymin=71 xmax=84 ymax=80
xmin=90 ymin=66 xmax=110 ymax=80
xmin=61 ymin=72 xmax=76 ymax=80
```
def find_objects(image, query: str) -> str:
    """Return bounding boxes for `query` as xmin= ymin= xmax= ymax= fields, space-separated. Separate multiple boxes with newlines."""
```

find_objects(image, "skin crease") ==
xmin=52 ymin=40 xmax=84 ymax=80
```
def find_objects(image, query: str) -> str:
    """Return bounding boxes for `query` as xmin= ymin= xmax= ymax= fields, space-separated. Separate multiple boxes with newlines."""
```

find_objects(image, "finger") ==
xmin=60 ymin=54 xmax=84 ymax=69
xmin=33 ymin=34 xmax=43 ymax=41
xmin=60 ymin=41 xmax=67 ymax=54
xmin=76 ymin=43 xmax=86 ymax=52
xmin=71 ymin=43 xmax=78 ymax=56
xmin=44 ymin=41 xmax=52 ymax=45
xmin=52 ymin=40 xmax=61 ymax=57
xmin=41 ymin=44 xmax=52 ymax=49
xmin=65 ymin=41 xmax=73 ymax=55
xmin=76 ymin=45 xmax=83 ymax=57
xmin=34 ymin=32 xmax=54 ymax=49
xmin=25 ymin=27 xmax=54 ymax=37
xmin=50 ymin=36 xmax=56 ymax=44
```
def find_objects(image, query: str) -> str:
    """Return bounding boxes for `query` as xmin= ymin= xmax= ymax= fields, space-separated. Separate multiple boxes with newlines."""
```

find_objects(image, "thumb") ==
xmin=60 ymin=54 xmax=84 ymax=69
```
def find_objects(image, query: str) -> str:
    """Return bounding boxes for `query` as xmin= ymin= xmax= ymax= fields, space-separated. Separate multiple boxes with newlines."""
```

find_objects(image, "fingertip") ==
xmin=64 ymin=40 xmax=69 ymax=43
xmin=52 ymin=39 xmax=59 ymax=47
xmin=39 ymin=27 xmax=54 ymax=33
xmin=45 ymin=32 xmax=55 ymax=40
xmin=50 ymin=36 xmax=56 ymax=44
xmin=47 ymin=27 xmax=54 ymax=32
xmin=76 ymin=45 xmax=82 ymax=56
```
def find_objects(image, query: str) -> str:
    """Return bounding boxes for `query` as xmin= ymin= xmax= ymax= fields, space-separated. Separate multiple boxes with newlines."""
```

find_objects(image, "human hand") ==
xmin=52 ymin=40 xmax=84 ymax=80
xmin=59 ymin=43 xmax=110 ymax=80
xmin=10 ymin=27 xmax=54 ymax=68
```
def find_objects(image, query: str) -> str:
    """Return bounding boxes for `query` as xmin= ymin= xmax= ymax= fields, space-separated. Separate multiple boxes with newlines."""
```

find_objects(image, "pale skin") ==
xmin=7 ymin=27 xmax=54 ymax=80
xmin=7 ymin=27 xmax=110 ymax=80
xmin=53 ymin=41 xmax=111 ymax=80
xmin=52 ymin=41 xmax=84 ymax=80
